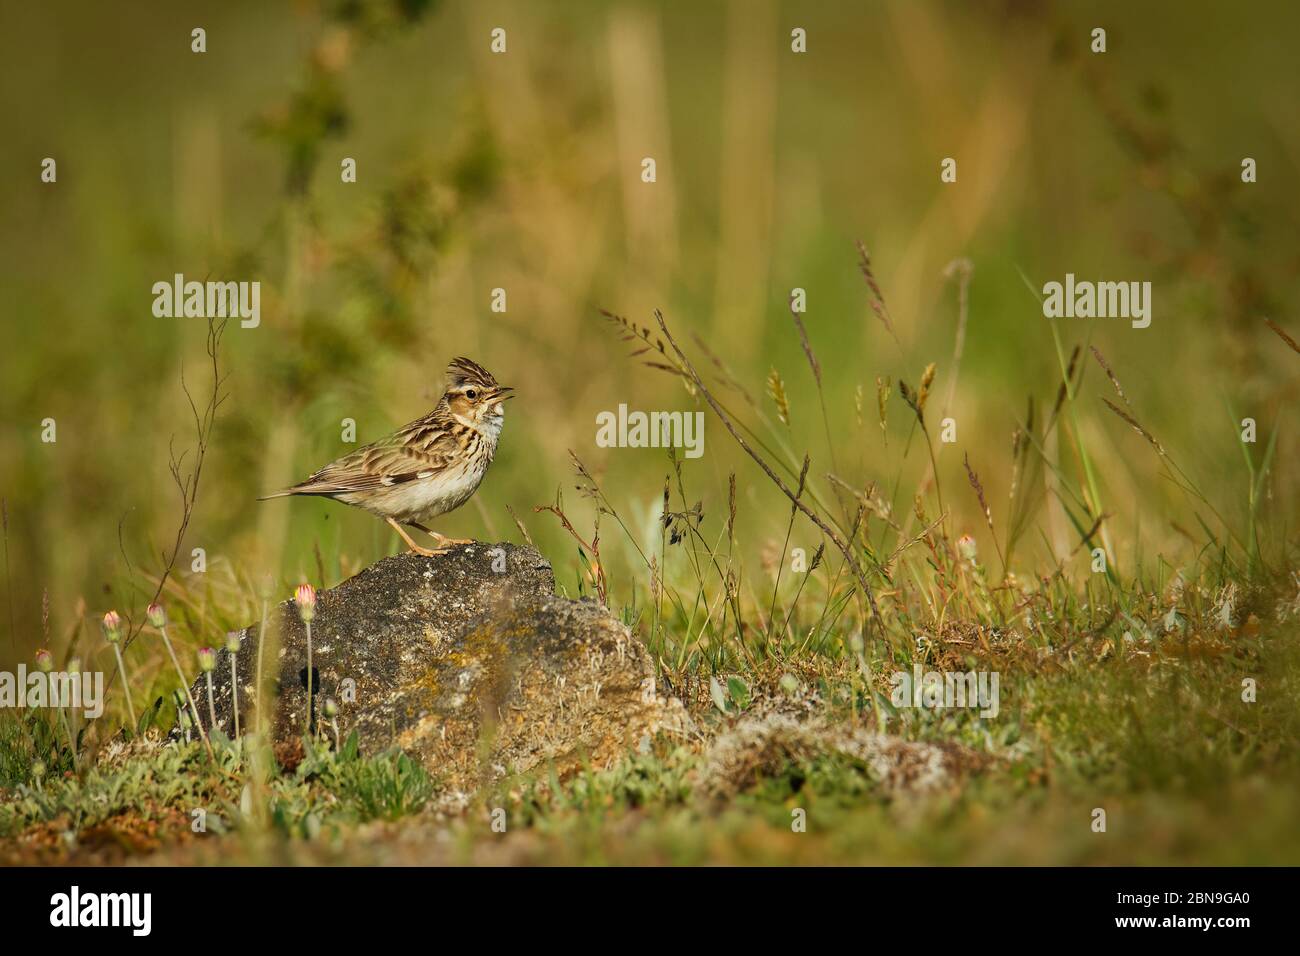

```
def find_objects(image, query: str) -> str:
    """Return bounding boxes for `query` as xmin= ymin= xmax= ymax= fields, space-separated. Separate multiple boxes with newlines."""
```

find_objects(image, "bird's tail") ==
xmin=260 ymin=482 xmax=341 ymax=500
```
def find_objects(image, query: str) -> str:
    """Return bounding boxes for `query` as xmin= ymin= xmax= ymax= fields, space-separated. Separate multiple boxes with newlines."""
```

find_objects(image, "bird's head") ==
xmin=442 ymin=357 xmax=513 ymax=430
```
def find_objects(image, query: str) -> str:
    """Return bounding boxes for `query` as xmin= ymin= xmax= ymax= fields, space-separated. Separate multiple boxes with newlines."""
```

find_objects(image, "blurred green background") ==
xmin=1 ymin=0 xmax=1297 ymax=662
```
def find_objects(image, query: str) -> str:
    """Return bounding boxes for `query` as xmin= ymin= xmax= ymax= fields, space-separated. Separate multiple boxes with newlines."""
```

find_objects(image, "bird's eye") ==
xmin=465 ymin=389 xmax=478 ymax=400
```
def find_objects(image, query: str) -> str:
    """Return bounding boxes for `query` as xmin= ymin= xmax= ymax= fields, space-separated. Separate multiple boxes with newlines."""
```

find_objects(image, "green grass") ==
xmin=2 ymin=0 xmax=1299 ymax=865
xmin=2 ymin=591 xmax=1295 ymax=864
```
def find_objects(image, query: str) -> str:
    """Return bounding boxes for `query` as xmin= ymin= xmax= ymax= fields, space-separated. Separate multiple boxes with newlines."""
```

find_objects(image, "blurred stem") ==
xmin=230 ymin=652 xmax=241 ymax=739
xmin=205 ymin=671 xmax=218 ymax=734
xmin=1047 ymin=318 xmax=1110 ymax=567
xmin=56 ymin=705 xmax=78 ymax=772
xmin=158 ymin=623 xmax=213 ymax=760
xmin=304 ymin=619 xmax=314 ymax=737
xmin=111 ymin=644 xmax=137 ymax=728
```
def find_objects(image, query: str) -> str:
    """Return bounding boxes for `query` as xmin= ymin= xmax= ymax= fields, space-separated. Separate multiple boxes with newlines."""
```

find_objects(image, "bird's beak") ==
xmin=493 ymin=386 xmax=516 ymax=401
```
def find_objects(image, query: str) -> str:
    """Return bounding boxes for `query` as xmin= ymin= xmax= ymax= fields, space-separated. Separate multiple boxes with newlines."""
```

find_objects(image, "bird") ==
xmin=260 ymin=357 xmax=513 ymax=556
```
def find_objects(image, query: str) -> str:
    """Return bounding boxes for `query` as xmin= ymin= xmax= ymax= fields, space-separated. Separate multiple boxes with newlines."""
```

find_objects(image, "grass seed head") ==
xmin=875 ymin=376 xmax=890 ymax=441
xmin=766 ymin=367 xmax=790 ymax=425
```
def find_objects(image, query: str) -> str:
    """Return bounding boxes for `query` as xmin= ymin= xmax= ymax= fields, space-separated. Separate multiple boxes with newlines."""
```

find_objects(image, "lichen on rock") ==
xmin=172 ymin=543 xmax=690 ymax=796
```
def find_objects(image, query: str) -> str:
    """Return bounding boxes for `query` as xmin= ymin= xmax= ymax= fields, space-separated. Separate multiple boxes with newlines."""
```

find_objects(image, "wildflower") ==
xmin=103 ymin=610 xmax=137 ymax=726
xmin=34 ymin=649 xmax=53 ymax=673
xmin=198 ymin=649 xmax=219 ymax=731
xmin=294 ymin=584 xmax=317 ymax=622
xmin=146 ymin=602 xmax=166 ymax=628
xmin=223 ymin=631 xmax=244 ymax=739
xmin=295 ymin=584 xmax=318 ymax=736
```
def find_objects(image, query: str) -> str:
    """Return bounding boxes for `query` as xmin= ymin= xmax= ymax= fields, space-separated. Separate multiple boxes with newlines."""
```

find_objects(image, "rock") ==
xmin=173 ymin=543 xmax=690 ymax=794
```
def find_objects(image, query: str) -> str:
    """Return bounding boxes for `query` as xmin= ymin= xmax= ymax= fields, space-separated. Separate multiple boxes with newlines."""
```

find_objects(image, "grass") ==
xmin=4 ymin=611 xmax=1297 ymax=865
xmin=2 ymin=0 xmax=1299 ymax=865
xmin=1 ymin=472 xmax=1297 ymax=865
xmin=3 ymin=241 xmax=1296 ymax=866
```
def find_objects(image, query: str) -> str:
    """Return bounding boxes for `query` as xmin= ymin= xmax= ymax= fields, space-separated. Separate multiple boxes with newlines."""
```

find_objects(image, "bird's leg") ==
xmin=408 ymin=521 xmax=473 ymax=548
xmin=386 ymin=517 xmax=445 ymax=557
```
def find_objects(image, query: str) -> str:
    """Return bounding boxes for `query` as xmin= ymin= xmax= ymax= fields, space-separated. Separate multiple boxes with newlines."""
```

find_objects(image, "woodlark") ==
xmin=261 ymin=357 xmax=513 ymax=556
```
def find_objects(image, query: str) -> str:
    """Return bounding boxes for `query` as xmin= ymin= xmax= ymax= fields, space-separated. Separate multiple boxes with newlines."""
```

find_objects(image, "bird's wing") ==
xmin=273 ymin=419 xmax=458 ymax=497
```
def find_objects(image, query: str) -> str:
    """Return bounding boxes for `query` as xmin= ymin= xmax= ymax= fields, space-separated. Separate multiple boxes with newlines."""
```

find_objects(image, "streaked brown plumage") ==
xmin=260 ymin=357 xmax=512 ymax=555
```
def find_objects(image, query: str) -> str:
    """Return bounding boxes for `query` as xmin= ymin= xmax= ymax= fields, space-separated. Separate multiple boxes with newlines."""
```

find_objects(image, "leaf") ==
xmin=726 ymin=676 xmax=751 ymax=711
xmin=709 ymin=677 xmax=729 ymax=714
xmin=341 ymin=729 xmax=361 ymax=761
xmin=138 ymin=696 xmax=163 ymax=735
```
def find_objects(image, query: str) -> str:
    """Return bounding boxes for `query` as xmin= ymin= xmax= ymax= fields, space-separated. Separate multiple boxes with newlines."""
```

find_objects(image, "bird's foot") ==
xmin=406 ymin=543 xmax=451 ymax=557
xmin=411 ymin=524 xmax=474 ymax=549
xmin=388 ymin=517 xmax=457 ymax=556
xmin=393 ymin=519 xmax=475 ymax=554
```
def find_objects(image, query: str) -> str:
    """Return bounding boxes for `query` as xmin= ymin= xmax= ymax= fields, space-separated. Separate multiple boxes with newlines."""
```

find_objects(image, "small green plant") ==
xmin=0 ymin=710 xmax=71 ymax=787
xmin=710 ymin=676 xmax=751 ymax=714
xmin=275 ymin=734 xmax=435 ymax=829
xmin=0 ymin=739 xmax=219 ymax=838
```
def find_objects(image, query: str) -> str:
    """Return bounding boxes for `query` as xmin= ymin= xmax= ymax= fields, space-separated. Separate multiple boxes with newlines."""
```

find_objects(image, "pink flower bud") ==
xmin=146 ymin=602 xmax=166 ymax=628
xmin=34 ymin=648 xmax=53 ymax=673
xmin=197 ymin=647 xmax=216 ymax=673
xmin=101 ymin=610 xmax=123 ymax=643
xmin=294 ymin=584 xmax=317 ymax=622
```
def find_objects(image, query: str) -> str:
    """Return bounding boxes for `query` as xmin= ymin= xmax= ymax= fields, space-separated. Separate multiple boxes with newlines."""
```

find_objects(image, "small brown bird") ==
xmin=261 ymin=357 xmax=513 ymax=556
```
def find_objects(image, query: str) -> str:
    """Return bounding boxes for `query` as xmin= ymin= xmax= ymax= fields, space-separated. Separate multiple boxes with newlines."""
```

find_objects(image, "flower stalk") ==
xmin=149 ymin=602 xmax=213 ymax=759
xmin=295 ymin=584 xmax=317 ymax=736
xmin=102 ymin=611 xmax=137 ymax=727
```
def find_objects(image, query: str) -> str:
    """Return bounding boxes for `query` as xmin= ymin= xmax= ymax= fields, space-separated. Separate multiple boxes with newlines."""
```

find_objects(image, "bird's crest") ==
xmin=444 ymin=356 xmax=499 ymax=390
